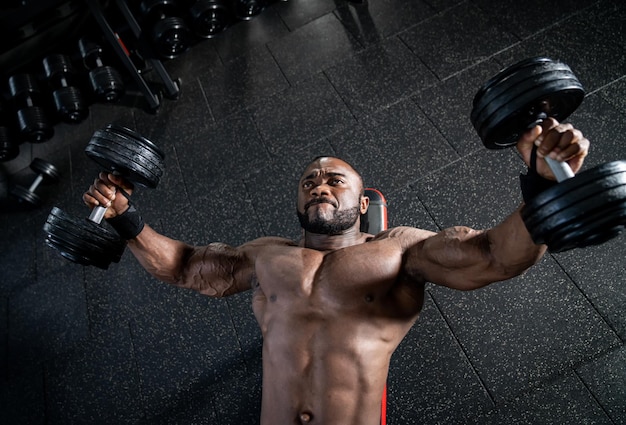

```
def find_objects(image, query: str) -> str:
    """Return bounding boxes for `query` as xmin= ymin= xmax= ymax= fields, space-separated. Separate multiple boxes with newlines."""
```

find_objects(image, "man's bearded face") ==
xmin=297 ymin=201 xmax=361 ymax=235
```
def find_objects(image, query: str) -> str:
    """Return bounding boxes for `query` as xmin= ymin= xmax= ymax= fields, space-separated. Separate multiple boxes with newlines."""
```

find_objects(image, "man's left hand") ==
xmin=517 ymin=117 xmax=590 ymax=180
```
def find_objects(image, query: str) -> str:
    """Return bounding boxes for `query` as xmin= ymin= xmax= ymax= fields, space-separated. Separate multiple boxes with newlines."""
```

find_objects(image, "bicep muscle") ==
xmin=179 ymin=242 xmax=254 ymax=297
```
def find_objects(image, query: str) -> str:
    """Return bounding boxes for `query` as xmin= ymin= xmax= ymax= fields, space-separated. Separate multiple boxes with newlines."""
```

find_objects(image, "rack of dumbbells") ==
xmin=1 ymin=0 xmax=281 ymax=210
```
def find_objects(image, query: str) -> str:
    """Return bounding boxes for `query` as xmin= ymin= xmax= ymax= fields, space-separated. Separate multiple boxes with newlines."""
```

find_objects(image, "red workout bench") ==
xmin=361 ymin=188 xmax=388 ymax=425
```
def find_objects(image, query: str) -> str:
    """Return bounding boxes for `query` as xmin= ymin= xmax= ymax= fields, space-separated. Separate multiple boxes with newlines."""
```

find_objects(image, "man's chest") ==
xmin=253 ymin=242 xmax=405 ymax=305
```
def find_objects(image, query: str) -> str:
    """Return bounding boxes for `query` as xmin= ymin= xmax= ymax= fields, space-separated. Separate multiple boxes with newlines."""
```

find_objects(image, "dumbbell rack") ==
xmin=86 ymin=0 xmax=180 ymax=111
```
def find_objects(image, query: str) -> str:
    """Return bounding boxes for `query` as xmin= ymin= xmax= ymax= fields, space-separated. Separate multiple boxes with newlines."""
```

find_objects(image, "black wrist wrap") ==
xmin=520 ymin=145 xmax=557 ymax=203
xmin=107 ymin=204 xmax=145 ymax=240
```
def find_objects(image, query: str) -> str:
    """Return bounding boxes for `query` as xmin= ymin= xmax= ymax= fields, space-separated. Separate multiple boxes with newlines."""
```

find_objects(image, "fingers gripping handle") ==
xmin=544 ymin=156 xmax=575 ymax=182
xmin=87 ymin=185 xmax=128 ymax=224
xmin=89 ymin=205 xmax=107 ymax=224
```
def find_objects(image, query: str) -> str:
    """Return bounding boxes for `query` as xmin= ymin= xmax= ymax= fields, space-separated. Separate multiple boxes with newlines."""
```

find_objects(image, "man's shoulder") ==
xmin=372 ymin=226 xmax=437 ymax=239
xmin=243 ymin=236 xmax=299 ymax=248
xmin=369 ymin=226 xmax=438 ymax=247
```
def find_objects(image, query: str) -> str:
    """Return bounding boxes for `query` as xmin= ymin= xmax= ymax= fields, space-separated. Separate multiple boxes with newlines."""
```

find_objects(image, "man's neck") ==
xmin=302 ymin=227 xmax=368 ymax=251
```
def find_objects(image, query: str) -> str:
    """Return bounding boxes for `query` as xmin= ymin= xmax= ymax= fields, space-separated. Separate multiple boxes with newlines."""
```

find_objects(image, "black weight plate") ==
xmin=91 ymin=125 xmax=164 ymax=165
xmin=90 ymin=125 xmax=164 ymax=175
xmin=471 ymin=58 xmax=572 ymax=125
xmin=42 ymin=54 xmax=74 ymax=81
xmin=523 ymin=168 xmax=626 ymax=232
xmin=471 ymin=57 xmax=584 ymax=149
xmin=522 ymin=161 xmax=626 ymax=250
xmin=17 ymin=107 xmax=54 ymax=143
xmin=545 ymin=199 xmax=626 ymax=252
xmin=45 ymin=216 xmax=125 ymax=258
xmin=44 ymin=222 xmax=114 ymax=268
xmin=45 ymin=233 xmax=102 ymax=267
xmin=44 ymin=219 xmax=116 ymax=259
xmin=235 ymin=0 xmax=264 ymax=19
xmin=88 ymin=135 xmax=163 ymax=176
xmin=153 ymin=17 xmax=192 ymax=59
xmin=45 ymin=206 xmax=126 ymax=253
xmin=105 ymin=124 xmax=165 ymax=159
xmin=472 ymin=57 xmax=553 ymax=110
xmin=89 ymin=67 xmax=125 ymax=102
xmin=140 ymin=0 xmax=172 ymax=16
xmin=190 ymin=0 xmax=230 ymax=38
xmin=44 ymin=207 xmax=125 ymax=268
xmin=480 ymin=79 xmax=584 ymax=149
xmin=47 ymin=235 xmax=119 ymax=269
xmin=527 ymin=183 xmax=626 ymax=245
xmin=85 ymin=126 xmax=164 ymax=188
xmin=92 ymin=128 xmax=164 ymax=171
xmin=8 ymin=73 xmax=42 ymax=99
xmin=546 ymin=205 xmax=626 ymax=252
xmin=10 ymin=184 xmax=41 ymax=206
xmin=44 ymin=221 xmax=114 ymax=269
xmin=44 ymin=207 xmax=125 ymax=257
xmin=524 ymin=177 xmax=626 ymax=240
xmin=471 ymin=58 xmax=580 ymax=126
xmin=0 ymin=127 xmax=20 ymax=161
xmin=30 ymin=158 xmax=61 ymax=182
xmin=45 ymin=208 xmax=123 ymax=254
xmin=473 ymin=68 xmax=578 ymax=136
xmin=53 ymin=86 xmax=89 ymax=123
xmin=522 ymin=161 xmax=626 ymax=221
xmin=86 ymin=140 xmax=162 ymax=188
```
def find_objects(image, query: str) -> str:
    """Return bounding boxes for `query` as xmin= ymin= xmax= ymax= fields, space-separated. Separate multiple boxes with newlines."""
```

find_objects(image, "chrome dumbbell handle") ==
xmin=544 ymin=156 xmax=575 ymax=183
xmin=88 ymin=205 xmax=107 ymax=224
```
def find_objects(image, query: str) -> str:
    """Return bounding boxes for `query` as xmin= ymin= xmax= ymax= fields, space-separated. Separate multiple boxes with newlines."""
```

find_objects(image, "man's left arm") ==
xmin=401 ymin=119 xmax=589 ymax=291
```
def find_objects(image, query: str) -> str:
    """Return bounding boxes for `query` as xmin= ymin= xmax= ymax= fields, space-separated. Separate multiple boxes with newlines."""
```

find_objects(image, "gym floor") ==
xmin=1 ymin=0 xmax=625 ymax=423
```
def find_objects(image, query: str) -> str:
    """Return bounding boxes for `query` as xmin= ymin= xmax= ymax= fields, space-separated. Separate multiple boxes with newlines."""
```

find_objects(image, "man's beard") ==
xmin=297 ymin=205 xmax=361 ymax=235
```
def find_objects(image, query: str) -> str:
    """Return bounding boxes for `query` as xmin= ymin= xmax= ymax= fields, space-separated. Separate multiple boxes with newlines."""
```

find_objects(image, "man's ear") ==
xmin=360 ymin=195 xmax=370 ymax=214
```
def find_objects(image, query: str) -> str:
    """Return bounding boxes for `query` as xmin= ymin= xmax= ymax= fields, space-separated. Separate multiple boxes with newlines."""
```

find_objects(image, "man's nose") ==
xmin=311 ymin=183 xmax=330 ymax=196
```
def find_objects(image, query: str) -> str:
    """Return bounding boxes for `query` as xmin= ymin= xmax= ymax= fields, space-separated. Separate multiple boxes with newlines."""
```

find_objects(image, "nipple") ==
xmin=299 ymin=411 xmax=313 ymax=423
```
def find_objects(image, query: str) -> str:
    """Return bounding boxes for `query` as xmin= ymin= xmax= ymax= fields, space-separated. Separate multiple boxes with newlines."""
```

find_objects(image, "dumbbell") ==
xmin=471 ymin=57 xmax=626 ymax=252
xmin=43 ymin=124 xmax=165 ymax=269
xmin=8 ymin=73 xmax=54 ymax=143
xmin=0 ymin=102 xmax=20 ymax=162
xmin=10 ymin=158 xmax=61 ymax=207
xmin=188 ymin=0 xmax=231 ymax=38
xmin=139 ymin=0 xmax=192 ymax=59
xmin=78 ymin=38 xmax=125 ymax=103
xmin=233 ymin=0 xmax=265 ymax=20
xmin=42 ymin=54 xmax=89 ymax=123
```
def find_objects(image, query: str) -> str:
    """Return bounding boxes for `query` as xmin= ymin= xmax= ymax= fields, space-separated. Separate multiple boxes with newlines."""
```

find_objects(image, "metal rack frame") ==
xmin=86 ymin=0 xmax=180 ymax=111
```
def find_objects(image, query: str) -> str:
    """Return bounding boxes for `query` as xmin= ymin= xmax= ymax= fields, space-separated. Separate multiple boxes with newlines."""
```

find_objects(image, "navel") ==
xmin=269 ymin=294 xmax=277 ymax=302
xmin=299 ymin=411 xmax=313 ymax=423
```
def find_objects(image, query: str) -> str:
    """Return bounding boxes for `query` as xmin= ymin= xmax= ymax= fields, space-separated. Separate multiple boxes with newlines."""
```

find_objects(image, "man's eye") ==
xmin=331 ymin=179 xmax=343 ymax=185
xmin=303 ymin=182 xmax=313 ymax=188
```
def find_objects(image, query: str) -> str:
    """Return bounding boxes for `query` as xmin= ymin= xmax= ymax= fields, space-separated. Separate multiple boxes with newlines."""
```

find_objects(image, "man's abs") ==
xmin=250 ymin=240 xmax=424 ymax=424
xmin=259 ymin=311 xmax=391 ymax=425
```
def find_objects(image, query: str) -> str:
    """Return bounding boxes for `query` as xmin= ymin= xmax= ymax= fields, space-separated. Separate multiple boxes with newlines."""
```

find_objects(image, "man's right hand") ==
xmin=83 ymin=172 xmax=134 ymax=219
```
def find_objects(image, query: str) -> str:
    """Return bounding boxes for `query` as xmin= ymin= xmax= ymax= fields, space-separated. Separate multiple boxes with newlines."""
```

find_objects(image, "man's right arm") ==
xmin=83 ymin=172 xmax=261 ymax=297
xmin=126 ymin=225 xmax=257 ymax=296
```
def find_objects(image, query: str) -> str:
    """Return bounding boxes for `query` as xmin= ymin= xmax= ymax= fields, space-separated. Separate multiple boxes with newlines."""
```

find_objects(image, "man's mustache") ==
xmin=305 ymin=198 xmax=338 ymax=210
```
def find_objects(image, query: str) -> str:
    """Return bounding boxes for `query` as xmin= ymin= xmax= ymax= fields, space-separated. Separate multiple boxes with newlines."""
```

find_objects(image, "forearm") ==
xmin=415 ymin=205 xmax=546 ymax=291
xmin=88 ymin=174 xmax=250 ymax=295
xmin=126 ymin=224 xmax=193 ymax=285
xmin=485 ymin=204 xmax=547 ymax=280
xmin=125 ymin=224 xmax=252 ymax=297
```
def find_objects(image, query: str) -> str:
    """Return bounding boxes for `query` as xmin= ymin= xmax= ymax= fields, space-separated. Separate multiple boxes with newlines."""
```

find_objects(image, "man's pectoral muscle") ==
xmin=250 ymin=237 xmax=428 ymax=425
